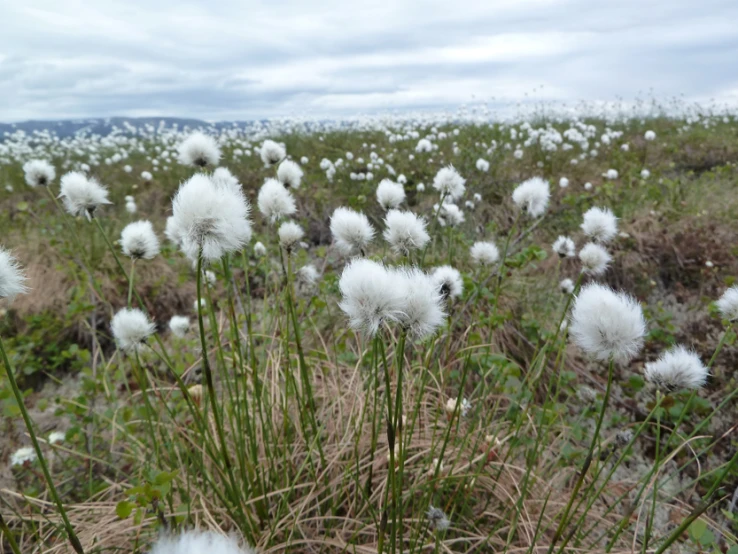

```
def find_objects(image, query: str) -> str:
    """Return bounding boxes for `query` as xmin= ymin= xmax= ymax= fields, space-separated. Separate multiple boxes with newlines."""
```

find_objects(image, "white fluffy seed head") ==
xmin=330 ymin=207 xmax=375 ymax=256
xmin=211 ymin=167 xmax=241 ymax=194
xmin=376 ymin=179 xmax=406 ymax=210
xmin=260 ymin=139 xmax=286 ymax=166
xmin=391 ymin=266 xmax=446 ymax=339
xmin=644 ymin=130 xmax=656 ymax=141
xmin=552 ymin=236 xmax=576 ymax=258
xmin=560 ymin=278 xmax=575 ymax=294
xmin=475 ymin=158 xmax=490 ymax=172
xmin=569 ymin=283 xmax=646 ymax=364
xmin=59 ymin=171 xmax=111 ymax=220
xmin=278 ymin=221 xmax=304 ymax=251
xmin=171 ymin=173 xmax=252 ymax=263
xmin=644 ymin=345 xmax=708 ymax=391
xmin=23 ymin=159 xmax=56 ymax=187
xmin=120 ymin=220 xmax=160 ymax=260
xmin=258 ymin=178 xmax=296 ymax=223
xmin=716 ymin=286 xmax=738 ymax=321
xmin=431 ymin=265 xmax=463 ymax=300
xmin=11 ymin=447 xmax=37 ymax=466
xmin=168 ymin=315 xmax=190 ymax=338
xmin=338 ymin=259 xmax=403 ymax=336
xmin=512 ymin=177 xmax=550 ymax=217
xmin=253 ymin=241 xmax=267 ymax=257
xmin=111 ymin=308 xmax=156 ymax=353
xmin=177 ymin=132 xmax=221 ymax=168
xmin=0 ymin=248 xmax=28 ymax=300
xmin=579 ymin=242 xmax=612 ymax=275
xmin=432 ymin=165 xmax=466 ymax=200
xmin=426 ymin=506 xmax=451 ymax=532
xmin=437 ymin=203 xmax=465 ymax=227
xmin=149 ymin=530 xmax=256 ymax=554
xmin=277 ymin=159 xmax=304 ymax=189
xmin=297 ymin=264 xmax=319 ymax=286
xmin=383 ymin=210 xmax=429 ymax=255
xmin=581 ymin=207 xmax=618 ymax=243
xmin=470 ymin=241 xmax=500 ymax=266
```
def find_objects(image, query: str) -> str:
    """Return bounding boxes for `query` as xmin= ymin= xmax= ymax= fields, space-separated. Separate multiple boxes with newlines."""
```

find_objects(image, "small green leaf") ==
xmin=116 ymin=501 xmax=134 ymax=519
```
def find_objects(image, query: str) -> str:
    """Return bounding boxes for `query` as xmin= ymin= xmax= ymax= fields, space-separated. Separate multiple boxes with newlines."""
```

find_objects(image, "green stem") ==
xmin=0 ymin=336 xmax=85 ymax=554
xmin=549 ymin=358 xmax=614 ymax=554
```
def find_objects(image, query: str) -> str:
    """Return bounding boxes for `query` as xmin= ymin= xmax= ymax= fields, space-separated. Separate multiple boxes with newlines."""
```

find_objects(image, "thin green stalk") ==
xmin=127 ymin=259 xmax=135 ymax=307
xmin=549 ymin=357 xmax=615 ymax=554
xmin=0 ymin=336 xmax=85 ymax=554
xmin=641 ymin=391 xmax=663 ymax=553
xmin=0 ymin=507 xmax=23 ymax=554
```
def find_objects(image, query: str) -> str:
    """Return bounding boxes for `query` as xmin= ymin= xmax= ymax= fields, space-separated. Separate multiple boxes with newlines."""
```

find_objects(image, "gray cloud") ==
xmin=1 ymin=0 xmax=737 ymax=121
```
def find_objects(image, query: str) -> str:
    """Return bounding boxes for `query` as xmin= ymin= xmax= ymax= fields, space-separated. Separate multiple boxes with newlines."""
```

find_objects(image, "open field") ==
xmin=1 ymin=108 xmax=738 ymax=554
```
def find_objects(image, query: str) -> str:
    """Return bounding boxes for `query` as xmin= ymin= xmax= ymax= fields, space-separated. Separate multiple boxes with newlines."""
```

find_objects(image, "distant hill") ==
xmin=0 ymin=117 xmax=240 ymax=138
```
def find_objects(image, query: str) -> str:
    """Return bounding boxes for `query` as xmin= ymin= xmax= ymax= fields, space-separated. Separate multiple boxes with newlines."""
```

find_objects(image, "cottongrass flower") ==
xmin=470 ymin=241 xmax=500 ymax=266
xmin=171 ymin=174 xmax=252 ymax=263
xmin=278 ymin=221 xmax=304 ymax=253
xmin=437 ymin=203 xmax=465 ymax=227
xmin=165 ymin=216 xmax=184 ymax=247
xmin=604 ymin=169 xmax=619 ymax=180
xmin=383 ymin=210 xmax=429 ymax=255
xmin=121 ymin=221 xmax=160 ymax=260
xmin=338 ymin=259 xmax=402 ymax=336
xmin=48 ymin=431 xmax=66 ymax=445
xmin=644 ymin=130 xmax=656 ymax=141
xmin=431 ymin=266 xmax=463 ymax=300
xmin=445 ymin=397 xmax=471 ymax=417
xmin=330 ymin=207 xmax=375 ymax=256
xmin=177 ymin=132 xmax=221 ymax=168
xmin=579 ymin=242 xmax=612 ymax=275
xmin=257 ymin=178 xmax=296 ymax=223
xmin=297 ymin=264 xmax=319 ymax=287
xmin=11 ymin=447 xmax=37 ymax=466
xmin=392 ymin=267 xmax=446 ymax=339
xmin=716 ymin=286 xmax=738 ymax=321
xmin=169 ymin=315 xmax=190 ymax=338
xmin=149 ymin=530 xmax=256 ymax=554
xmin=23 ymin=159 xmax=56 ymax=187
xmin=125 ymin=199 xmax=137 ymax=214
xmin=277 ymin=159 xmax=303 ymax=189
xmin=559 ymin=177 xmax=569 ymax=188
xmin=644 ymin=345 xmax=708 ymax=391
xmin=641 ymin=169 xmax=651 ymax=179
xmin=432 ymin=165 xmax=466 ymax=200
xmin=560 ymin=278 xmax=575 ymax=294
xmin=569 ymin=283 xmax=646 ymax=364
xmin=211 ymin=167 xmax=240 ymax=194
xmin=512 ymin=177 xmax=550 ymax=217
xmin=141 ymin=171 xmax=153 ymax=182
xmin=476 ymin=158 xmax=490 ymax=172
xmin=0 ymin=248 xmax=28 ymax=300
xmin=111 ymin=308 xmax=156 ymax=353
xmin=581 ymin=207 xmax=618 ymax=243
xmin=59 ymin=171 xmax=111 ymax=220
xmin=376 ymin=179 xmax=405 ymax=210
xmin=253 ymin=242 xmax=267 ymax=257
xmin=426 ymin=506 xmax=451 ymax=532
xmin=260 ymin=139 xmax=286 ymax=166
xmin=417 ymin=183 xmax=426 ymax=192
xmin=552 ymin=236 xmax=576 ymax=258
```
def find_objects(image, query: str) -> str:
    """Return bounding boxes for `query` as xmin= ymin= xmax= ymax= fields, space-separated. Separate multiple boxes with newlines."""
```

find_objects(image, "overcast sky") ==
xmin=1 ymin=0 xmax=737 ymax=122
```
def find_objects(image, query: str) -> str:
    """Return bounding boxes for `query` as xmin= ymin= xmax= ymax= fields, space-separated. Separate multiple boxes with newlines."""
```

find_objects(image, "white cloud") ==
xmin=0 ymin=0 xmax=737 ymax=120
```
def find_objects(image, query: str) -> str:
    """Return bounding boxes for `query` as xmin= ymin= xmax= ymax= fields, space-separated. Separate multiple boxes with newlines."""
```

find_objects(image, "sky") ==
xmin=1 ymin=0 xmax=737 ymax=122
